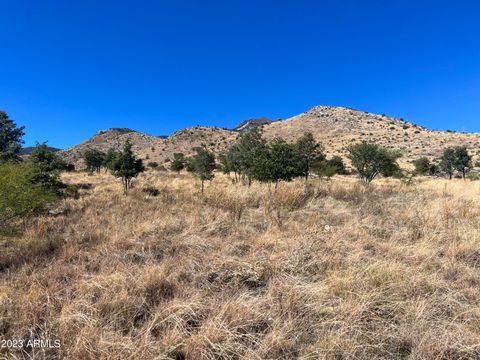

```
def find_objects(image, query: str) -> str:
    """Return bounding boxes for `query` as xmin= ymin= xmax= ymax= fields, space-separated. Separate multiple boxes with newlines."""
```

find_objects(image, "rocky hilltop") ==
xmin=262 ymin=106 xmax=480 ymax=163
xmin=58 ymin=128 xmax=163 ymax=168
xmin=58 ymin=106 xmax=480 ymax=168
xmin=59 ymin=126 xmax=236 ymax=168
xmin=234 ymin=117 xmax=276 ymax=132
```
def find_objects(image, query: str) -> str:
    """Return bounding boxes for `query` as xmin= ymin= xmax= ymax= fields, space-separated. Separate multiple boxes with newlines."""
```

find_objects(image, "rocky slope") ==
xmin=59 ymin=106 xmax=480 ymax=169
xmin=234 ymin=117 xmax=276 ymax=132
xmin=59 ymin=126 xmax=236 ymax=169
xmin=262 ymin=106 xmax=480 ymax=165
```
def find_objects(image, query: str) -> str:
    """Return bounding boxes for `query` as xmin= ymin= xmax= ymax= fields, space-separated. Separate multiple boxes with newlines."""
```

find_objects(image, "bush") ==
xmin=142 ymin=186 xmax=160 ymax=196
xmin=413 ymin=157 xmax=431 ymax=175
xmin=84 ymin=149 xmax=106 ymax=173
xmin=110 ymin=141 xmax=144 ymax=195
xmin=0 ymin=162 xmax=58 ymax=230
xmin=347 ymin=141 xmax=401 ymax=183
xmin=28 ymin=142 xmax=67 ymax=192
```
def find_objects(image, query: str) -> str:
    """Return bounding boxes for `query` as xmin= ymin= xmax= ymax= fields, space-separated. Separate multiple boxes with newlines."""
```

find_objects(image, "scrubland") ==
xmin=1 ymin=171 xmax=480 ymax=359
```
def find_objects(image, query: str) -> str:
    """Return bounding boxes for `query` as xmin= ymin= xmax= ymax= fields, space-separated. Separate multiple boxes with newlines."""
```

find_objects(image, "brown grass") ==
xmin=1 ymin=171 xmax=480 ymax=359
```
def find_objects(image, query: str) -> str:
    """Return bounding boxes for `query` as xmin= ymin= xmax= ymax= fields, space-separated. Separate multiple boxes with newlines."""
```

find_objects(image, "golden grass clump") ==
xmin=1 ymin=172 xmax=480 ymax=359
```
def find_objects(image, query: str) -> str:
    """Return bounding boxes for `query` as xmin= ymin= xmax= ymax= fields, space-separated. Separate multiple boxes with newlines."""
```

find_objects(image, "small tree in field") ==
xmin=413 ymin=157 xmax=431 ymax=175
xmin=268 ymin=138 xmax=297 ymax=185
xmin=347 ymin=141 xmax=401 ymax=184
xmin=192 ymin=146 xmax=215 ymax=193
xmin=103 ymin=148 xmax=120 ymax=172
xmin=251 ymin=138 xmax=297 ymax=189
xmin=84 ymin=149 xmax=106 ymax=173
xmin=313 ymin=157 xmax=344 ymax=180
xmin=110 ymin=141 xmax=144 ymax=194
xmin=169 ymin=152 xmax=185 ymax=173
xmin=28 ymin=142 xmax=67 ymax=191
xmin=453 ymin=146 xmax=472 ymax=179
xmin=236 ymin=128 xmax=267 ymax=186
xmin=0 ymin=110 xmax=25 ymax=162
xmin=328 ymin=155 xmax=347 ymax=175
xmin=313 ymin=160 xmax=337 ymax=180
xmin=294 ymin=132 xmax=324 ymax=182
xmin=440 ymin=148 xmax=455 ymax=180
xmin=225 ymin=144 xmax=243 ymax=183
xmin=314 ymin=155 xmax=347 ymax=178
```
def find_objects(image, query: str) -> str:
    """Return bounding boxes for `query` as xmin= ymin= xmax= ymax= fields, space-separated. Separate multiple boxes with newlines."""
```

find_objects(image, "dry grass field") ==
xmin=1 ymin=171 xmax=480 ymax=359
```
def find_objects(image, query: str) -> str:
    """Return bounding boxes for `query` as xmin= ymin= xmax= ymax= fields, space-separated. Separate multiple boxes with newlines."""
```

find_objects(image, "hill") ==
xmin=58 ymin=128 xmax=164 ymax=167
xmin=58 ymin=106 xmax=480 ymax=169
xmin=261 ymin=106 xmax=480 ymax=165
xmin=19 ymin=145 xmax=61 ymax=155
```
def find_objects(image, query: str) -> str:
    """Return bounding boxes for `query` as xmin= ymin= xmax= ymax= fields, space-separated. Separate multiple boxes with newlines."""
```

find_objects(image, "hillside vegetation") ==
xmin=58 ymin=106 xmax=480 ymax=170
xmin=1 ymin=172 xmax=480 ymax=359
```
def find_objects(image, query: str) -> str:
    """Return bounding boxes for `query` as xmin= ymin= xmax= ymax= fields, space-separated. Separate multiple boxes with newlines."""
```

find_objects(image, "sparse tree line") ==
xmin=1 ymin=108 xmax=479 ymax=229
xmin=163 ymin=128 xmax=480 ymax=189
xmin=83 ymin=143 xmax=145 ymax=194
xmin=413 ymin=146 xmax=474 ymax=180
xmin=163 ymin=129 xmax=397 ymax=189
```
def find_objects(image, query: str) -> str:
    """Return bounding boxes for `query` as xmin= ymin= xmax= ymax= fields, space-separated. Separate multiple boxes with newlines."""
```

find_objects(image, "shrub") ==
xmin=0 ymin=162 xmax=57 ymax=230
xmin=110 ymin=141 xmax=144 ymax=195
xmin=84 ymin=149 xmax=106 ymax=173
xmin=453 ymin=146 xmax=472 ymax=179
xmin=169 ymin=153 xmax=185 ymax=173
xmin=347 ymin=141 xmax=401 ymax=183
xmin=103 ymin=148 xmax=120 ymax=171
xmin=413 ymin=157 xmax=431 ymax=175
xmin=28 ymin=142 xmax=67 ymax=192
xmin=192 ymin=146 xmax=215 ymax=193
xmin=293 ymin=132 xmax=324 ymax=182
xmin=440 ymin=148 xmax=456 ymax=179
xmin=142 ymin=186 xmax=160 ymax=196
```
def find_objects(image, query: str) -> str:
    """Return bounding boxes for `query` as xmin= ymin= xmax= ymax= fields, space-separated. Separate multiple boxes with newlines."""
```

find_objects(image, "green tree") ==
xmin=347 ymin=142 xmax=401 ymax=183
xmin=217 ymin=152 xmax=230 ymax=175
xmin=428 ymin=163 xmax=439 ymax=176
xmin=28 ymin=142 xmax=67 ymax=191
xmin=313 ymin=160 xmax=338 ymax=180
xmin=103 ymin=148 xmax=120 ymax=172
xmin=169 ymin=152 xmax=185 ymax=173
xmin=236 ymin=128 xmax=267 ymax=186
xmin=184 ymin=157 xmax=195 ymax=172
xmin=453 ymin=146 xmax=472 ymax=179
xmin=192 ymin=146 xmax=216 ymax=193
xmin=110 ymin=141 xmax=144 ymax=194
xmin=267 ymin=138 xmax=297 ymax=184
xmin=84 ymin=149 xmax=106 ymax=173
xmin=327 ymin=155 xmax=347 ymax=175
xmin=413 ymin=157 xmax=431 ymax=175
xmin=226 ymin=144 xmax=243 ymax=183
xmin=440 ymin=148 xmax=456 ymax=180
xmin=250 ymin=138 xmax=297 ymax=188
xmin=0 ymin=110 xmax=25 ymax=162
xmin=313 ymin=156 xmax=346 ymax=179
xmin=294 ymin=132 xmax=325 ymax=181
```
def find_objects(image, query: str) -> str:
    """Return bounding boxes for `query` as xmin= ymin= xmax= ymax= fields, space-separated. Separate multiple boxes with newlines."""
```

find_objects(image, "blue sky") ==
xmin=1 ymin=0 xmax=480 ymax=148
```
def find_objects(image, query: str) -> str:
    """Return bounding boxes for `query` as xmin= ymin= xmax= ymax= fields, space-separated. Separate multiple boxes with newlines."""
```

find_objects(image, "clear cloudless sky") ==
xmin=1 ymin=0 xmax=480 ymax=148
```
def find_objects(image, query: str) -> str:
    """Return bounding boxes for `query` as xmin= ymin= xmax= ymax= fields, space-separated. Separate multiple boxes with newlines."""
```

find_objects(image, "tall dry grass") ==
xmin=1 ymin=171 xmax=480 ymax=359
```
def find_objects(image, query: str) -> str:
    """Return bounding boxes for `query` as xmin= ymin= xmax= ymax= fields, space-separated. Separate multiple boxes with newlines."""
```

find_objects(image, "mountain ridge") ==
xmin=58 ymin=105 xmax=480 ymax=168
